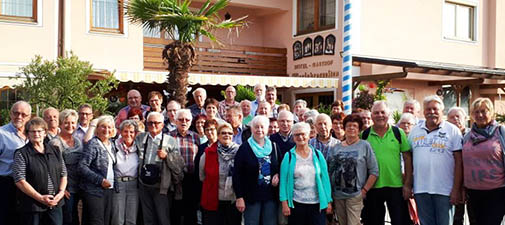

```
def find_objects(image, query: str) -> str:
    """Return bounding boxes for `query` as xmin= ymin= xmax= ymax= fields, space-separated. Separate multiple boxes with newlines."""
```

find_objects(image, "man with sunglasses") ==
xmin=0 ymin=100 xmax=32 ymax=225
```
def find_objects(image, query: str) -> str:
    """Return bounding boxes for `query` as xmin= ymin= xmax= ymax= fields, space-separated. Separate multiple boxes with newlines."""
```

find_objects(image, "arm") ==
xmin=233 ymin=147 xmax=246 ymax=212
xmin=451 ymin=151 xmax=463 ymax=204
xmin=16 ymin=180 xmax=54 ymax=207
xmin=364 ymin=143 xmax=379 ymax=197
xmin=83 ymin=119 xmax=98 ymax=144
xmin=53 ymin=157 xmax=68 ymax=204
xmin=401 ymin=151 xmax=413 ymax=200
xmin=78 ymin=140 xmax=105 ymax=186
xmin=199 ymin=153 xmax=206 ymax=182
xmin=279 ymin=152 xmax=291 ymax=216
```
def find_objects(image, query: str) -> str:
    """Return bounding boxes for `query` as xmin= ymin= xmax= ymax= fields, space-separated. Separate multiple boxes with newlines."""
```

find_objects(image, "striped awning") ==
xmin=115 ymin=71 xmax=338 ymax=88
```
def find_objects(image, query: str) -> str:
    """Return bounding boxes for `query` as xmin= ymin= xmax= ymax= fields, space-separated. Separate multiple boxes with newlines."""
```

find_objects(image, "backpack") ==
xmin=361 ymin=126 xmax=402 ymax=144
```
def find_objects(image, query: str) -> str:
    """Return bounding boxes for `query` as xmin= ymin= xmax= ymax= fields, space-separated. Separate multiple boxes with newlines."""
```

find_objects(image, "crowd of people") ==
xmin=0 ymin=83 xmax=503 ymax=225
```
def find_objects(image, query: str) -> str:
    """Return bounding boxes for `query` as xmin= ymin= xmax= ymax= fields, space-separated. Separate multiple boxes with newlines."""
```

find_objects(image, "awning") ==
xmin=115 ymin=71 xmax=338 ymax=88
xmin=0 ymin=76 xmax=24 ymax=90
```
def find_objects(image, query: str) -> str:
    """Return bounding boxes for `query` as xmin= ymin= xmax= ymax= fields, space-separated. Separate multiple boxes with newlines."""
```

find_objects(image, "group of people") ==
xmin=0 ymin=82 xmax=503 ymax=225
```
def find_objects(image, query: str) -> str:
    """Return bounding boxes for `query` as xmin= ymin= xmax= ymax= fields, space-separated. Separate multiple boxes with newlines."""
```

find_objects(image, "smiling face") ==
xmin=121 ymin=125 xmax=136 ymax=145
xmin=60 ymin=115 xmax=77 ymax=136
xmin=195 ymin=118 xmax=206 ymax=134
xmin=472 ymin=104 xmax=493 ymax=128
xmin=240 ymin=102 xmax=251 ymax=116
xmin=175 ymin=111 xmax=192 ymax=134
xmin=344 ymin=121 xmax=360 ymax=140
xmin=278 ymin=113 xmax=294 ymax=135
xmin=371 ymin=104 xmax=388 ymax=128
xmin=78 ymin=106 xmax=93 ymax=126
xmin=43 ymin=108 xmax=59 ymax=129
xmin=268 ymin=120 xmax=279 ymax=136
xmin=193 ymin=90 xmax=206 ymax=107
xmin=147 ymin=114 xmax=164 ymax=136
xmin=10 ymin=103 xmax=31 ymax=129
xmin=205 ymin=104 xmax=218 ymax=119
xmin=252 ymin=120 xmax=267 ymax=141
xmin=127 ymin=90 xmax=142 ymax=108
xmin=218 ymin=127 xmax=234 ymax=146
xmin=149 ymin=95 xmax=162 ymax=112
xmin=266 ymin=90 xmax=276 ymax=105
xmin=424 ymin=101 xmax=443 ymax=128
xmin=28 ymin=125 xmax=46 ymax=145
xmin=204 ymin=125 xmax=218 ymax=143
xmin=257 ymin=102 xmax=271 ymax=116
xmin=293 ymin=127 xmax=310 ymax=147
xmin=315 ymin=116 xmax=332 ymax=139
xmin=96 ymin=121 xmax=115 ymax=140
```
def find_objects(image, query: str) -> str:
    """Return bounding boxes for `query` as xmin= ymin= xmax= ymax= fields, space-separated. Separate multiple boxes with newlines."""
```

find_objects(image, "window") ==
xmin=443 ymin=1 xmax=476 ymax=41
xmin=0 ymin=0 xmax=37 ymax=22
xmin=297 ymin=0 xmax=336 ymax=35
xmin=90 ymin=0 xmax=123 ymax=33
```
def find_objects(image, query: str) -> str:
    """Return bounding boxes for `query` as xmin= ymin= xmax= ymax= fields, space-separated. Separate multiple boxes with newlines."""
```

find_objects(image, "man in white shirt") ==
xmin=74 ymin=104 xmax=93 ymax=143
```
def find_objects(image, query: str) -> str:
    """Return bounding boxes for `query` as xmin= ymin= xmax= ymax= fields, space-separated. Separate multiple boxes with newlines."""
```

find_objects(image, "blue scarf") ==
xmin=470 ymin=120 xmax=499 ymax=144
xmin=248 ymin=136 xmax=272 ymax=158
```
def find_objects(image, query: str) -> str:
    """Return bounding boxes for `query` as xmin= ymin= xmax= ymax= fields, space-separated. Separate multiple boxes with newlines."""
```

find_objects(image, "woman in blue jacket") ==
xmin=279 ymin=122 xmax=332 ymax=225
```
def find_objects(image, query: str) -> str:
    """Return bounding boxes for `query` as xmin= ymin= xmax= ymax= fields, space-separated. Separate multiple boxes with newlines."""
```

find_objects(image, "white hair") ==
xmin=166 ymin=100 xmax=181 ymax=109
xmin=447 ymin=106 xmax=466 ymax=118
xmin=254 ymin=84 xmax=266 ymax=91
xmin=423 ymin=95 xmax=444 ymax=111
xmin=404 ymin=99 xmax=421 ymax=110
xmin=292 ymin=122 xmax=311 ymax=134
xmin=175 ymin=109 xmax=192 ymax=121
xmin=59 ymin=109 xmax=78 ymax=124
xmin=240 ymin=100 xmax=251 ymax=106
xmin=303 ymin=109 xmax=319 ymax=120
xmin=192 ymin=87 xmax=207 ymax=97
xmin=146 ymin=111 xmax=164 ymax=121
xmin=11 ymin=100 xmax=32 ymax=114
xmin=399 ymin=113 xmax=416 ymax=124
xmin=94 ymin=115 xmax=116 ymax=137
xmin=315 ymin=113 xmax=331 ymax=124
xmin=371 ymin=100 xmax=390 ymax=115
xmin=278 ymin=110 xmax=294 ymax=121
xmin=294 ymin=99 xmax=307 ymax=108
xmin=250 ymin=115 xmax=269 ymax=130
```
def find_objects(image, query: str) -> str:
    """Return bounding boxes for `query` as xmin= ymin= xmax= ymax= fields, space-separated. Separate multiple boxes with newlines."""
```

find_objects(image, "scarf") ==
xmin=115 ymin=138 xmax=136 ymax=155
xmin=469 ymin=120 xmax=499 ymax=145
xmin=248 ymin=136 xmax=272 ymax=158
xmin=217 ymin=142 xmax=239 ymax=161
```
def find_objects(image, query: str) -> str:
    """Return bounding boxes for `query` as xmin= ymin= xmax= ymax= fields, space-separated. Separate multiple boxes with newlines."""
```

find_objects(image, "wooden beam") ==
xmin=427 ymin=78 xmax=483 ymax=86
xmin=480 ymin=83 xmax=505 ymax=89
xmin=353 ymin=72 xmax=407 ymax=82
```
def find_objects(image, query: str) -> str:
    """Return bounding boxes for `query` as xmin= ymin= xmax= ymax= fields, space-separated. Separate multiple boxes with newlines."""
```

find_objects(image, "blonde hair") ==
xmin=470 ymin=97 xmax=494 ymax=119
xmin=94 ymin=115 xmax=116 ymax=137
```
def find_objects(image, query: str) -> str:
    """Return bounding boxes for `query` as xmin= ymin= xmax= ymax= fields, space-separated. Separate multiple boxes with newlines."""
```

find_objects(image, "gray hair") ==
xmin=11 ymin=100 xmax=32 ymax=114
xmin=447 ymin=107 xmax=467 ymax=118
xmin=250 ymin=115 xmax=269 ymax=130
xmin=254 ymin=84 xmax=266 ymax=91
xmin=278 ymin=110 xmax=294 ymax=121
xmin=316 ymin=113 xmax=331 ymax=124
xmin=303 ymin=109 xmax=319 ymax=121
xmin=78 ymin=103 xmax=93 ymax=111
xmin=192 ymin=87 xmax=207 ymax=97
xmin=175 ymin=109 xmax=192 ymax=121
xmin=292 ymin=122 xmax=311 ymax=134
xmin=294 ymin=99 xmax=307 ymax=108
xmin=240 ymin=100 xmax=251 ymax=106
xmin=94 ymin=115 xmax=116 ymax=137
xmin=399 ymin=112 xmax=416 ymax=124
xmin=305 ymin=117 xmax=315 ymax=125
xmin=423 ymin=95 xmax=444 ymax=111
xmin=147 ymin=111 xmax=164 ymax=122
xmin=119 ymin=119 xmax=139 ymax=132
xmin=404 ymin=99 xmax=420 ymax=110
xmin=59 ymin=109 xmax=78 ymax=124
xmin=43 ymin=107 xmax=58 ymax=116
xmin=371 ymin=100 xmax=390 ymax=115
xmin=166 ymin=100 xmax=181 ymax=109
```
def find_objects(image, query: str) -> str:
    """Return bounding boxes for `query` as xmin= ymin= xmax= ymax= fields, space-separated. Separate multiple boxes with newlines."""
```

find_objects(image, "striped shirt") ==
xmin=309 ymin=136 xmax=341 ymax=159
xmin=169 ymin=129 xmax=200 ymax=173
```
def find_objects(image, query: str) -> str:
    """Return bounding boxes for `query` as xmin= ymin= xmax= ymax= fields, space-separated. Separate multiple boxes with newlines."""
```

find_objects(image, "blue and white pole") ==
xmin=342 ymin=0 xmax=352 ymax=115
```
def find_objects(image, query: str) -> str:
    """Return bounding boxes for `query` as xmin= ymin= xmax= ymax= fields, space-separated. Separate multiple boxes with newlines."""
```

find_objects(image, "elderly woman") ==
xmin=13 ymin=117 xmax=67 ymax=225
xmin=233 ymin=115 xmax=280 ymax=225
xmin=331 ymin=113 xmax=346 ymax=141
xmin=205 ymin=98 xmax=225 ymax=124
xmin=327 ymin=115 xmax=378 ymax=225
xmin=128 ymin=107 xmax=145 ymax=132
xmin=48 ymin=110 xmax=82 ymax=225
xmin=192 ymin=114 xmax=208 ymax=144
xmin=111 ymin=120 xmax=140 ymax=225
xmin=462 ymin=98 xmax=505 ymax=225
xmin=398 ymin=113 xmax=416 ymax=135
xmin=279 ymin=122 xmax=332 ymax=225
xmin=78 ymin=115 xmax=116 ymax=225
xmin=199 ymin=122 xmax=242 ymax=225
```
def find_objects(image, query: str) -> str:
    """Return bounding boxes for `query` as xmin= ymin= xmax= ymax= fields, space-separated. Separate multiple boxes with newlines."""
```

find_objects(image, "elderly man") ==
xmin=137 ymin=112 xmax=185 ymax=225
xmin=0 ymin=101 xmax=31 ymax=225
xmin=256 ymin=100 xmax=272 ymax=118
xmin=270 ymin=110 xmax=296 ymax=159
xmin=250 ymin=84 xmax=266 ymax=116
xmin=360 ymin=110 xmax=373 ymax=130
xmin=74 ymin=104 xmax=93 ymax=143
xmin=169 ymin=109 xmax=200 ymax=225
xmin=115 ymin=89 xmax=150 ymax=127
xmin=408 ymin=96 xmax=463 ymax=225
xmin=225 ymin=105 xmax=250 ymax=145
xmin=163 ymin=100 xmax=181 ymax=133
xmin=403 ymin=99 xmax=424 ymax=124
xmin=188 ymin=87 xmax=207 ymax=118
xmin=309 ymin=113 xmax=340 ymax=158
xmin=218 ymin=86 xmax=239 ymax=119
xmin=266 ymin=86 xmax=280 ymax=118
xmin=43 ymin=107 xmax=60 ymax=139
xmin=240 ymin=100 xmax=253 ymax=125
xmin=361 ymin=101 xmax=413 ymax=225
xmin=293 ymin=99 xmax=307 ymax=122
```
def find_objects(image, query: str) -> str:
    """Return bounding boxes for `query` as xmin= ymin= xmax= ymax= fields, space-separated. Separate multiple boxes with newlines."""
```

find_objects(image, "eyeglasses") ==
xmin=204 ymin=127 xmax=216 ymax=132
xmin=220 ymin=132 xmax=234 ymax=136
xmin=12 ymin=111 xmax=30 ymax=118
xmin=147 ymin=121 xmax=163 ymax=126
xmin=29 ymin=129 xmax=45 ymax=134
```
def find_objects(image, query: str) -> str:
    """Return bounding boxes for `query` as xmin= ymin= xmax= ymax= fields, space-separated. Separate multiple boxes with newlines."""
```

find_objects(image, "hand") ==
xmin=361 ymin=189 xmax=367 ymax=199
xmin=53 ymin=191 xmax=65 ymax=203
xmin=39 ymin=195 xmax=55 ymax=207
xmin=271 ymin=174 xmax=279 ymax=187
xmin=235 ymin=198 xmax=245 ymax=212
xmin=402 ymin=185 xmax=412 ymax=200
xmin=64 ymin=190 xmax=71 ymax=200
xmin=326 ymin=203 xmax=333 ymax=215
xmin=157 ymin=149 xmax=167 ymax=159
xmin=450 ymin=188 xmax=461 ymax=205
xmin=282 ymin=202 xmax=291 ymax=216
xmin=101 ymin=179 xmax=112 ymax=189
xmin=89 ymin=119 xmax=98 ymax=127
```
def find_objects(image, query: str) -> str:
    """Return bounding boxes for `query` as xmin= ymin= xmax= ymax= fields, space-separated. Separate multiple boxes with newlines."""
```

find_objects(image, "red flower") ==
xmin=368 ymin=82 xmax=376 ymax=89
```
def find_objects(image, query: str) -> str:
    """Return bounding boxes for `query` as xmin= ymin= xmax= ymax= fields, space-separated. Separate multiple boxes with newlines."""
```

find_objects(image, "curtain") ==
xmin=92 ymin=0 xmax=119 ymax=29
xmin=1 ymin=0 xmax=33 ymax=17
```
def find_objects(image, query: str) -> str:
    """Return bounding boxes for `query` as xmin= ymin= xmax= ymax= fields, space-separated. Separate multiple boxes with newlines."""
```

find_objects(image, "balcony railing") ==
xmin=144 ymin=37 xmax=287 ymax=76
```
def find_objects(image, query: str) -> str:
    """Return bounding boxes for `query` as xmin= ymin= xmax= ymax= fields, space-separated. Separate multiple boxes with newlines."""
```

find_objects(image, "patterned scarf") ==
xmin=470 ymin=120 xmax=499 ymax=145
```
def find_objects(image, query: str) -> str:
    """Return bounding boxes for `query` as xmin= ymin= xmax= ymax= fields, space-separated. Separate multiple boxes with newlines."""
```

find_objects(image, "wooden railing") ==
xmin=144 ymin=37 xmax=287 ymax=76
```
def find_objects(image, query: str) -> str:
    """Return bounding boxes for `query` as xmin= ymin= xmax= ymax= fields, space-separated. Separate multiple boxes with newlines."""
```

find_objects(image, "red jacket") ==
xmin=200 ymin=142 xmax=219 ymax=211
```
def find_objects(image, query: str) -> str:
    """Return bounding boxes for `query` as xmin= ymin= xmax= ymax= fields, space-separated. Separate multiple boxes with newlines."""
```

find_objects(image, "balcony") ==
xmin=144 ymin=37 xmax=287 ymax=76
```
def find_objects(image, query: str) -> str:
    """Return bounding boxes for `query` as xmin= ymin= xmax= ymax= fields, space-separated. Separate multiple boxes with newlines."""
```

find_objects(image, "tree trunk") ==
xmin=163 ymin=41 xmax=196 ymax=107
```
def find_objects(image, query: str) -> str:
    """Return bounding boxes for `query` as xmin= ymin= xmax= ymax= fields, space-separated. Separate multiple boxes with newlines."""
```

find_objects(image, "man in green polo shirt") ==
xmin=361 ymin=100 xmax=413 ymax=225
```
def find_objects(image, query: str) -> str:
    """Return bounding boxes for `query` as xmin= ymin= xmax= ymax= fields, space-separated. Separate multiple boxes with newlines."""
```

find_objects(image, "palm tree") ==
xmin=127 ymin=0 xmax=247 ymax=106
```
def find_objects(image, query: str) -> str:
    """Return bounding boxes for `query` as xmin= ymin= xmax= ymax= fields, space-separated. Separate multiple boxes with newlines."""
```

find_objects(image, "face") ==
xmin=97 ymin=121 xmax=115 ymax=140
xmin=448 ymin=110 xmax=465 ymax=130
xmin=218 ymin=127 xmax=234 ymax=146
xmin=254 ymin=86 xmax=265 ymax=100
xmin=332 ymin=119 xmax=344 ymax=134
xmin=252 ymin=121 xmax=267 ymax=140
xmin=121 ymin=125 xmax=136 ymax=145
xmin=10 ymin=104 xmax=31 ymax=129
xmin=398 ymin=119 xmax=415 ymax=135
xmin=28 ymin=125 xmax=46 ymax=144
xmin=297 ymin=108 xmax=308 ymax=119
xmin=127 ymin=91 xmax=142 ymax=108
xmin=371 ymin=104 xmax=388 ymax=127
xmin=344 ymin=122 xmax=360 ymax=139
xmin=361 ymin=112 xmax=372 ymax=128
xmin=205 ymin=104 xmax=218 ymax=118
xmin=204 ymin=125 xmax=218 ymax=143
xmin=226 ymin=110 xmax=242 ymax=128
xmin=147 ymin=115 xmax=164 ymax=135
xmin=43 ymin=109 xmax=59 ymax=129
xmin=278 ymin=114 xmax=294 ymax=134
xmin=309 ymin=125 xmax=317 ymax=139
xmin=176 ymin=113 xmax=192 ymax=133
xmin=403 ymin=103 xmax=417 ymax=115
xmin=294 ymin=103 xmax=304 ymax=115
xmin=166 ymin=102 xmax=181 ymax=122
xmin=257 ymin=103 xmax=271 ymax=116
xmin=241 ymin=103 xmax=251 ymax=116
xmin=149 ymin=95 xmax=162 ymax=111
xmin=128 ymin=115 xmax=140 ymax=122
xmin=266 ymin=91 xmax=276 ymax=104
xmin=332 ymin=106 xmax=343 ymax=115
xmin=194 ymin=91 xmax=206 ymax=107
xmin=225 ymin=87 xmax=236 ymax=100
xmin=78 ymin=107 xmax=93 ymax=126
xmin=424 ymin=101 xmax=443 ymax=127
xmin=315 ymin=118 xmax=332 ymax=138
xmin=293 ymin=128 xmax=310 ymax=146
xmin=472 ymin=104 xmax=493 ymax=128
xmin=61 ymin=115 xmax=77 ymax=135
xmin=268 ymin=121 xmax=279 ymax=136
xmin=195 ymin=118 xmax=206 ymax=133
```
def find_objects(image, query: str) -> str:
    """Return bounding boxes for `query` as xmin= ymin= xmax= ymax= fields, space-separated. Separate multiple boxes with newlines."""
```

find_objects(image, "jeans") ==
xmin=243 ymin=200 xmax=277 ymax=225
xmin=363 ymin=187 xmax=411 ymax=225
xmin=82 ymin=189 xmax=114 ymax=225
xmin=414 ymin=193 xmax=453 ymax=225
xmin=139 ymin=183 xmax=172 ymax=225
xmin=288 ymin=201 xmax=325 ymax=225
xmin=62 ymin=192 xmax=81 ymax=225
xmin=112 ymin=180 xmax=139 ymax=225
xmin=467 ymin=187 xmax=505 ymax=225
xmin=21 ymin=207 xmax=63 ymax=225
xmin=0 ymin=176 xmax=18 ymax=225
xmin=202 ymin=201 xmax=242 ymax=225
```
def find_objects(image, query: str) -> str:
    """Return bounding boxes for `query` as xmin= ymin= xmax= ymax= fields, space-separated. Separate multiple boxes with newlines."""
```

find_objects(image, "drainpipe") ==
xmin=57 ymin=0 xmax=65 ymax=57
